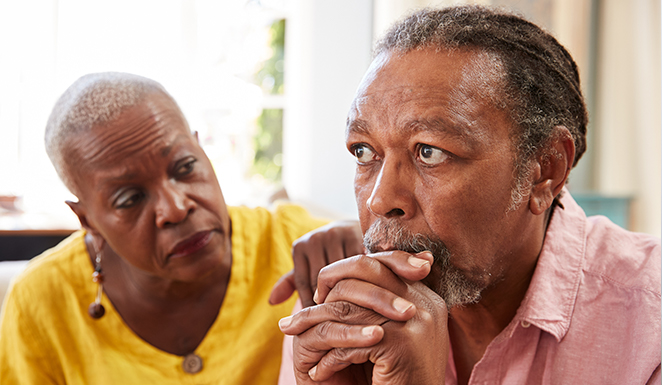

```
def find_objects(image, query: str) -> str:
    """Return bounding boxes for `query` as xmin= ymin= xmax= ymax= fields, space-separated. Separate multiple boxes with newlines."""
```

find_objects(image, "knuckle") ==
xmin=330 ymin=279 xmax=349 ymax=298
xmin=331 ymin=347 xmax=353 ymax=362
xmin=329 ymin=301 xmax=354 ymax=321
xmin=293 ymin=275 xmax=310 ymax=289
xmin=317 ymin=264 xmax=332 ymax=283
xmin=418 ymin=308 xmax=435 ymax=325
xmin=326 ymin=226 xmax=340 ymax=238
xmin=355 ymin=254 xmax=378 ymax=270
xmin=314 ymin=321 xmax=333 ymax=339
xmin=291 ymin=239 xmax=307 ymax=255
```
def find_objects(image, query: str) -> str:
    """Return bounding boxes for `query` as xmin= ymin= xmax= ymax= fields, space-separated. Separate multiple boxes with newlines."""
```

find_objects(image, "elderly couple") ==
xmin=0 ymin=6 xmax=659 ymax=385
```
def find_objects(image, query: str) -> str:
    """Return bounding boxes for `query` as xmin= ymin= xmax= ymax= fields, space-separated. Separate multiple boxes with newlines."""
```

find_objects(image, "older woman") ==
xmin=0 ymin=72 xmax=361 ymax=384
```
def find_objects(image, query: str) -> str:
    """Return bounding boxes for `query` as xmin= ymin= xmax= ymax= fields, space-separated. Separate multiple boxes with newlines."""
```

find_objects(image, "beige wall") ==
xmin=592 ymin=0 xmax=660 ymax=235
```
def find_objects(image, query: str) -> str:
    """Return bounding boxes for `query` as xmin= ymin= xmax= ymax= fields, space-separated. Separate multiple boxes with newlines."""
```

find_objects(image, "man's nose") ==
xmin=155 ymin=182 xmax=196 ymax=228
xmin=366 ymin=159 xmax=416 ymax=219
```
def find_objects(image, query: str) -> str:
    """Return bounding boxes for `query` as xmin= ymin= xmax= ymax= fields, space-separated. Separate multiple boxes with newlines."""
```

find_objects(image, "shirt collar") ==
xmin=515 ymin=187 xmax=587 ymax=341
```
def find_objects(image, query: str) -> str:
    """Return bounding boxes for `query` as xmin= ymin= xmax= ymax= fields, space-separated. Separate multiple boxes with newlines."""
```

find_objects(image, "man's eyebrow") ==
xmin=404 ymin=117 xmax=473 ymax=139
xmin=347 ymin=117 xmax=477 ymax=142
xmin=346 ymin=119 xmax=370 ymax=135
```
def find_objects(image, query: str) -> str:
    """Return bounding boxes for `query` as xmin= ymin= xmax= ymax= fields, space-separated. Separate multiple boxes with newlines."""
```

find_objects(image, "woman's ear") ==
xmin=66 ymin=200 xmax=100 ymax=236
xmin=528 ymin=126 xmax=576 ymax=215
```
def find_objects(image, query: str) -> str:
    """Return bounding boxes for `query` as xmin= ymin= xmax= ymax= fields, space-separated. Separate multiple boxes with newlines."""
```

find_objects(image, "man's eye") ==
xmin=418 ymin=144 xmax=448 ymax=165
xmin=353 ymin=145 xmax=377 ymax=163
xmin=115 ymin=189 xmax=143 ymax=209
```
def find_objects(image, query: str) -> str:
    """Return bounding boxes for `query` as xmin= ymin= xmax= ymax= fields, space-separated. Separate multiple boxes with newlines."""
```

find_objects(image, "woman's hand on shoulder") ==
xmin=270 ymin=220 xmax=364 ymax=307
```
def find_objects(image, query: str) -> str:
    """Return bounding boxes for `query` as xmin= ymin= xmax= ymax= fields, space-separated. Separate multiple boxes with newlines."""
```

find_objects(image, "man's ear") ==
xmin=66 ymin=200 xmax=100 ymax=236
xmin=528 ymin=126 xmax=576 ymax=215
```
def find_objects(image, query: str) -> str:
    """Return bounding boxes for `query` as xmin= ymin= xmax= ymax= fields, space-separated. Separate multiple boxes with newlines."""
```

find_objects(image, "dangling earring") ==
xmin=88 ymin=246 xmax=105 ymax=319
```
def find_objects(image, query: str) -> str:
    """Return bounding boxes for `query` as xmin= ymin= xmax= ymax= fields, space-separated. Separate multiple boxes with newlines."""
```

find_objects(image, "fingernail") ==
xmin=408 ymin=255 xmax=430 ymax=268
xmin=279 ymin=315 xmax=293 ymax=329
xmin=416 ymin=251 xmax=433 ymax=259
xmin=393 ymin=297 xmax=414 ymax=314
xmin=313 ymin=289 xmax=319 ymax=304
xmin=362 ymin=325 xmax=378 ymax=337
xmin=308 ymin=366 xmax=317 ymax=379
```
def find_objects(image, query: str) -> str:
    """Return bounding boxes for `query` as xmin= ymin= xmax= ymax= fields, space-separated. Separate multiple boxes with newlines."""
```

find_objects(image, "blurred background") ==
xmin=0 ymin=0 xmax=659 ymax=260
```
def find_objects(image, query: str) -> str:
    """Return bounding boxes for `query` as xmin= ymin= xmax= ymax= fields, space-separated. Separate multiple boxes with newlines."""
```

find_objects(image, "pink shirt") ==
xmin=279 ymin=190 xmax=661 ymax=384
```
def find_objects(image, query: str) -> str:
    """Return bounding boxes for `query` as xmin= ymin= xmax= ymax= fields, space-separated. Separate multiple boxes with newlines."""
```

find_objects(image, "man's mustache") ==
xmin=363 ymin=218 xmax=451 ymax=267
xmin=363 ymin=218 xmax=483 ymax=308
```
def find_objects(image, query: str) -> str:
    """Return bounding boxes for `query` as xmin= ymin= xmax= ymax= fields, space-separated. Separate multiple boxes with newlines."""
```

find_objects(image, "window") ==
xmin=0 ymin=0 xmax=289 ymax=230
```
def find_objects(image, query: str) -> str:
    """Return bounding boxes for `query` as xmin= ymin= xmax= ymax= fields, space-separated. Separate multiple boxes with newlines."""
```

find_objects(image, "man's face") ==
xmin=66 ymin=92 xmax=231 ymax=282
xmin=347 ymin=47 xmax=537 ymax=304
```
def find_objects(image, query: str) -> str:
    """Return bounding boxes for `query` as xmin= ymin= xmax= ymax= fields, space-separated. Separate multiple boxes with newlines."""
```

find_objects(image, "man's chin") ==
xmin=363 ymin=218 xmax=483 ymax=308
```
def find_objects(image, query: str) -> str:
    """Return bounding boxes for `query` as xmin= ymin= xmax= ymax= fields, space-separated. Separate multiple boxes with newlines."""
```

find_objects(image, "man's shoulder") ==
xmin=582 ymin=215 xmax=660 ymax=296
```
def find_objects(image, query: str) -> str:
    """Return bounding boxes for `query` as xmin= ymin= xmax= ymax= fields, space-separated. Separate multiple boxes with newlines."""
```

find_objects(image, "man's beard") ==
xmin=363 ymin=219 xmax=483 ymax=309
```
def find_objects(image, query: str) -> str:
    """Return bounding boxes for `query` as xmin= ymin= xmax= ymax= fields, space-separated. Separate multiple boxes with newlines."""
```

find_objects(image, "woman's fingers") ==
xmin=291 ymin=220 xmax=364 ymax=308
xmin=292 ymin=247 xmax=315 ymax=307
xmin=268 ymin=269 xmax=296 ymax=305
xmin=342 ymin=224 xmax=366 ymax=259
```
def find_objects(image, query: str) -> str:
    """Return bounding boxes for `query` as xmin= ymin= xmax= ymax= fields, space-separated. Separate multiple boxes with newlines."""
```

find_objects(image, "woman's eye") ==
xmin=176 ymin=158 xmax=197 ymax=176
xmin=115 ymin=189 xmax=143 ymax=209
xmin=418 ymin=144 xmax=448 ymax=165
xmin=353 ymin=145 xmax=377 ymax=163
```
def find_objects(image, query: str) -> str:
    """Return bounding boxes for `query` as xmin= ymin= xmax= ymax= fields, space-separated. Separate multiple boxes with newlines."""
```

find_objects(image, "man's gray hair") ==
xmin=376 ymin=6 xmax=588 ymax=209
xmin=45 ymin=72 xmax=170 ymax=193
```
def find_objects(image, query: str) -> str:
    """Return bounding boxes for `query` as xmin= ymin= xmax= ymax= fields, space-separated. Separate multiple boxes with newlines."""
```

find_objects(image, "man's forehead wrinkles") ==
xmin=404 ymin=117 xmax=465 ymax=138
xmin=346 ymin=119 xmax=370 ymax=135
xmin=347 ymin=105 xmax=480 ymax=144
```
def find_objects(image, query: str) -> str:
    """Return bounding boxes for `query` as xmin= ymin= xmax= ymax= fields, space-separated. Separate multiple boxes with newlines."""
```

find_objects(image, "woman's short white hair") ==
xmin=44 ymin=72 xmax=172 ymax=194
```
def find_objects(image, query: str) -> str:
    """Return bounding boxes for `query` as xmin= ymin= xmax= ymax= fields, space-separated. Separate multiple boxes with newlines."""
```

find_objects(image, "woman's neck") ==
xmin=84 ymin=233 xmax=233 ymax=355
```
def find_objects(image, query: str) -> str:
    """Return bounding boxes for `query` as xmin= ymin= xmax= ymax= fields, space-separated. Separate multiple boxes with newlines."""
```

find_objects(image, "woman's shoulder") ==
xmin=8 ymin=230 xmax=89 ymax=301
xmin=228 ymin=203 xmax=327 ymax=246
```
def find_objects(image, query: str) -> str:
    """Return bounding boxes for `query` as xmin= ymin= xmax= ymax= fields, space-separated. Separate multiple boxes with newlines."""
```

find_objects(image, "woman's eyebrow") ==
xmin=160 ymin=133 xmax=189 ymax=157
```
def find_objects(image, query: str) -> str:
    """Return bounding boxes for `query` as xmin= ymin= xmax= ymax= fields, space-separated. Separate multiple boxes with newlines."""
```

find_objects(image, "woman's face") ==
xmin=66 ymin=92 xmax=230 ymax=282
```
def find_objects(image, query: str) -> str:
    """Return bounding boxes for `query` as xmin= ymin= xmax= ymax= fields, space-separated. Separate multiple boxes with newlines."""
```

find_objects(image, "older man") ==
xmin=279 ymin=6 xmax=661 ymax=385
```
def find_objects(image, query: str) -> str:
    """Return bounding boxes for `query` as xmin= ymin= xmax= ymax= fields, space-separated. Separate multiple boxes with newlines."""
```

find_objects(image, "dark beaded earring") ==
xmin=88 ymin=249 xmax=105 ymax=319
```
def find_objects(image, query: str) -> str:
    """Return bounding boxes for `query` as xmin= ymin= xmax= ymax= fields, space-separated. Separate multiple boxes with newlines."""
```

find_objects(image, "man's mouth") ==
xmin=169 ymin=230 xmax=213 ymax=259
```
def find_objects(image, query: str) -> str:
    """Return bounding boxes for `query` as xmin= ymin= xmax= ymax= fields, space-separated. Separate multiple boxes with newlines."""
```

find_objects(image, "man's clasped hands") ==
xmin=270 ymin=223 xmax=448 ymax=385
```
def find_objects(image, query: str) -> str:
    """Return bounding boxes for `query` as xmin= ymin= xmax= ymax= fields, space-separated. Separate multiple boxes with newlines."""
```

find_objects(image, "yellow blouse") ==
xmin=0 ymin=204 xmax=326 ymax=384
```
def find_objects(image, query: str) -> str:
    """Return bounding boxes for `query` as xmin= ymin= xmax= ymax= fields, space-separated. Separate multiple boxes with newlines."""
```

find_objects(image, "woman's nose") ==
xmin=155 ymin=182 xmax=196 ymax=228
xmin=366 ymin=159 xmax=416 ymax=220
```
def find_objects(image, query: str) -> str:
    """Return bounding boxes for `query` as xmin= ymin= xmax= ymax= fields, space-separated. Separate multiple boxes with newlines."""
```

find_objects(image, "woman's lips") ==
xmin=169 ymin=230 xmax=213 ymax=259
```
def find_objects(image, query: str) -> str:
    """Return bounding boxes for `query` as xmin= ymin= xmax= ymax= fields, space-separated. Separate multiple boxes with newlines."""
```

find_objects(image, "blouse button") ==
xmin=182 ymin=353 xmax=203 ymax=374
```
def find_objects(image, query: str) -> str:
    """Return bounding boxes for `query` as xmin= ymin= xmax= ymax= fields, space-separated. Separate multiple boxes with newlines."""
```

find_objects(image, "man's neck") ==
xmin=447 ymin=261 xmax=536 ymax=384
xmin=446 ymin=205 xmax=556 ymax=385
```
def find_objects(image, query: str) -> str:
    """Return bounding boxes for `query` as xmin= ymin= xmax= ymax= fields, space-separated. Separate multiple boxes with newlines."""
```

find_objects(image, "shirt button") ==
xmin=521 ymin=320 xmax=531 ymax=328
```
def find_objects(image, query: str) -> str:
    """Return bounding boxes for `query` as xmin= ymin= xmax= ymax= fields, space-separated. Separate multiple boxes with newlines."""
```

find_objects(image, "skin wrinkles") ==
xmin=67 ymin=93 xmax=230 ymax=283
xmin=97 ymin=133 xmax=192 ymax=207
xmin=74 ymin=102 xmax=183 ymax=167
xmin=57 ymin=84 xmax=236 ymax=357
xmin=347 ymin=47 xmax=543 ymax=303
